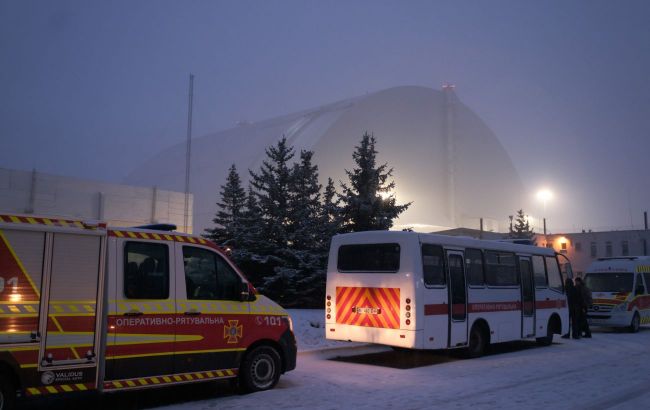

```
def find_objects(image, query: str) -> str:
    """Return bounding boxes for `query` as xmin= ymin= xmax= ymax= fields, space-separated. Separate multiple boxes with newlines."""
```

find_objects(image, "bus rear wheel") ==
xmin=465 ymin=324 xmax=487 ymax=358
xmin=240 ymin=345 xmax=281 ymax=393
xmin=629 ymin=313 xmax=641 ymax=333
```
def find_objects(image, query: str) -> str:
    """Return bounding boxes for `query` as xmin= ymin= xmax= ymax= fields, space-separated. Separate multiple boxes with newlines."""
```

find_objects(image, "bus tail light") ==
xmin=326 ymin=294 xmax=332 ymax=320
xmin=404 ymin=297 xmax=412 ymax=326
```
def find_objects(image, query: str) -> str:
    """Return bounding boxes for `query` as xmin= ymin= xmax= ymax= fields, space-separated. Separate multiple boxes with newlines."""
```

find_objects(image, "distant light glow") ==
xmin=536 ymin=189 xmax=553 ymax=202
xmin=9 ymin=294 xmax=22 ymax=303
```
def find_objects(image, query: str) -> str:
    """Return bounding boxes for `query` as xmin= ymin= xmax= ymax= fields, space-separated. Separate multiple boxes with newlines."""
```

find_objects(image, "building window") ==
xmin=575 ymin=242 xmax=582 ymax=252
xmin=590 ymin=242 xmax=597 ymax=258
xmin=606 ymin=241 xmax=613 ymax=257
xmin=560 ymin=242 xmax=567 ymax=253
xmin=622 ymin=241 xmax=629 ymax=256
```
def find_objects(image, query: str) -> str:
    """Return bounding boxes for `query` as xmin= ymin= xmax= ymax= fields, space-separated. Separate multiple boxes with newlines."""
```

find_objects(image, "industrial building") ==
xmin=125 ymin=85 xmax=527 ymax=234
xmin=0 ymin=167 xmax=192 ymax=232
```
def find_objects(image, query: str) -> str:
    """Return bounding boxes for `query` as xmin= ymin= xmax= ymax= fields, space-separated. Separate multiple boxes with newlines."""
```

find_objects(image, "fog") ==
xmin=1 ymin=0 xmax=649 ymax=233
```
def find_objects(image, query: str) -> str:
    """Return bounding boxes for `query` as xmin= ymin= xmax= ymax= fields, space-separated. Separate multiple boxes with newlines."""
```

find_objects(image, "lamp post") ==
xmin=536 ymin=189 xmax=553 ymax=235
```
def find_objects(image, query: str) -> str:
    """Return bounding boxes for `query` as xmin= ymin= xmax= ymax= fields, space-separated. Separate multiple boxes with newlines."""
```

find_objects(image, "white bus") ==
xmin=325 ymin=231 xmax=569 ymax=357
xmin=585 ymin=256 xmax=650 ymax=333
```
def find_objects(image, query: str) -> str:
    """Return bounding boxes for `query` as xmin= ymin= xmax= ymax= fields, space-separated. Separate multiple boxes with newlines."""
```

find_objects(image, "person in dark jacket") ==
xmin=562 ymin=278 xmax=581 ymax=339
xmin=575 ymin=277 xmax=592 ymax=338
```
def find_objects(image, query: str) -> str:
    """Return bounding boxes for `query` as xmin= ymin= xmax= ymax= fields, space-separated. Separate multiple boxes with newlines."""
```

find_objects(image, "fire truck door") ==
xmin=41 ymin=232 xmax=104 ymax=370
xmin=106 ymin=239 xmax=175 ymax=380
xmin=175 ymin=243 xmax=250 ymax=374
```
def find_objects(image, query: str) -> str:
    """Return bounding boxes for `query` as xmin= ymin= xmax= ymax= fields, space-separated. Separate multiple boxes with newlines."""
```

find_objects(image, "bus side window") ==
xmin=532 ymin=255 xmax=547 ymax=287
xmin=485 ymin=251 xmax=517 ymax=286
xmin=544 ymin=256 xmax=563 ymax=293
xmin=422 ymin=244 xmax=445 ymax=286
xmin=466 ymin=248 xmax=484 ymax=286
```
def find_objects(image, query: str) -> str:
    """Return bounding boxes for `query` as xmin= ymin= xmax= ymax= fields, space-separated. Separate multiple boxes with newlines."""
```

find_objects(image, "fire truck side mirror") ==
xmin=240 ymin=282 xmax=250 ymax=302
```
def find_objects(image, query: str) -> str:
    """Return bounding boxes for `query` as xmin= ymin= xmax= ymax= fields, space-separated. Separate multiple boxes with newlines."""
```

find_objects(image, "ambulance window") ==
xmin=644 ymin=273 xmax=650 ymax=294
xmin=532 ymin=255 xmax=548 ymax=287
xmin=183 ymin=246 xmax=241 ymax=300
xmin=124 ymin=242 xmax=169 ymax=299
xmin=545 ymin=256 xmax=563 ymax=293
xmin=635 ymin=274 xmax=645 ymax=295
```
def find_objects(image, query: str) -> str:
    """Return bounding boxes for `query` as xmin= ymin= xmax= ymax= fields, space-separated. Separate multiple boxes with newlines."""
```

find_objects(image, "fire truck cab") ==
xmin=0 ymin=214 xmax=296 ymax=409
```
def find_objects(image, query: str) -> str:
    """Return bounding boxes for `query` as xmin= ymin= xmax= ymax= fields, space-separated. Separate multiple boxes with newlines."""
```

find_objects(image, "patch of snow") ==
xmin=287 ymin=309 xmax=362 ymax=352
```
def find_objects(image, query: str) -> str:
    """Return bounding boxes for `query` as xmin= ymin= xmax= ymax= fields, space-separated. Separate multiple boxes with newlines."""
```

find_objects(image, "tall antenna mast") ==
xmin=183 ymin=74 xmax=194 ymax=233
xmin=442 ymin=82 xmax=456 ymax=227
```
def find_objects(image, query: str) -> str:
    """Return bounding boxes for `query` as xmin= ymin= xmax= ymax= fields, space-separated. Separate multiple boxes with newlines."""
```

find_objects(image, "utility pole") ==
xmin=442 ymin=83 xmax=456 ymax=227
xmin=183 ymin=74 xmax=194 ymax=233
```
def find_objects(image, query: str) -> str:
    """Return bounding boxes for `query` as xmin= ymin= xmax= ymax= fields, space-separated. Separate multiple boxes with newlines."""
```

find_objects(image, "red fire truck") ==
xmin=0 ymin=214 xmax=296 ymax=409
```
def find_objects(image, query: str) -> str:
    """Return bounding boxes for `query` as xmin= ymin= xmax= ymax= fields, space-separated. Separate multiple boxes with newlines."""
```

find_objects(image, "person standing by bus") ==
xmin=562 ymin=278 xmax=580 ymax=339
xmin=575 ymin=277 xmax=593 ymax=338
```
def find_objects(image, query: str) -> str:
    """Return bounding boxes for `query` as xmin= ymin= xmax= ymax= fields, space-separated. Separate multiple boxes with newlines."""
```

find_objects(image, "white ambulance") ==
xmin=0 ymin=214 xmax=296 ymax=409
xmin=585 ymin=257 xmax=650 ymax=332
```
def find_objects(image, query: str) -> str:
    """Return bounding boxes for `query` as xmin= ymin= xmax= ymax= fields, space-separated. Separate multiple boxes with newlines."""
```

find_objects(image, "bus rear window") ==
xmin=337 ymin=243 xmax=400 ymax=273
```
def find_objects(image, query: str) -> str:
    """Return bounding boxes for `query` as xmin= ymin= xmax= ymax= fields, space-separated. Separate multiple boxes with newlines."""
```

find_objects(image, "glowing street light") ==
xmin=536 ymin=188 xmax=553 ymax=235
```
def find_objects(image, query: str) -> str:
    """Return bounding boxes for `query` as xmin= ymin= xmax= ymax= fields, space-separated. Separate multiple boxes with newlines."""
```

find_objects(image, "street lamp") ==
xmin=536 ymin=189 xmax=553 ymax=235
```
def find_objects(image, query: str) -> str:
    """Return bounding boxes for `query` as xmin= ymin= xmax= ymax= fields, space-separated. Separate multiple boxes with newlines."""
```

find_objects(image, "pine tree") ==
xmin=203 ymin=164 xmax=246 ymax=247
xmin=246 ymin=137 xmax=298 ymax=302
xmin=230 ymin=185 xmax=269 ymax=286
xmin=509 ymin=209 xmax=535 ymax=239
xmin=340 ymin=132 xmax=411 ymax=232
xmin=249 ymin=136 xmax=294 ymax=249
xmin=288 ymin=150 xmax=322 ymax=249
xmin=320 ymin=178 xmax=343 ymax=247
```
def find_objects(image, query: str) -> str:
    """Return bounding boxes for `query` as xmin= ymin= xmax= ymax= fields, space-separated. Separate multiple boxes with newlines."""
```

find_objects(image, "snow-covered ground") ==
xmin=288 ymin=309 xmax=360 ymax=351
xmin=154 ymin=311 xmax=650 ymax=410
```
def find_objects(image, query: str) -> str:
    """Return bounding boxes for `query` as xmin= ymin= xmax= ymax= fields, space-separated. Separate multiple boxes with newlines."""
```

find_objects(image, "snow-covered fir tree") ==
xmin=320 ymin=177 xmax=343 ymax=247
xmin=203 ymin=164 xmax=246 ymax=246
xmin=340 ymin=132 xmax=411 ymax=231
xmin=249 ymin=136 xmax=294 ymax=251
xmin=509 ymin=209 xmax=535 ymax=239
xmin=229 ymin=185 xmax=269 ymax=286
xmin=288 ymin=150 xmax=322 ymax=249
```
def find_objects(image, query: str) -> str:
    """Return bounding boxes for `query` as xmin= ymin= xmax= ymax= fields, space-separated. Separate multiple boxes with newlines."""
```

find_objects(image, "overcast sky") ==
xmin=1 ymin=0 xmax=649 ymax=232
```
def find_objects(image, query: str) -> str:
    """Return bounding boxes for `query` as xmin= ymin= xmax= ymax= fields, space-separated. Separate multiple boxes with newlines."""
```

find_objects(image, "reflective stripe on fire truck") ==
xmin=108 ymin=297 xmax=286 ymax=316
xmin=26 ymin=383 xmax=94 ymax=396
xmin=0 ymin=214 xmax=106 ymax=230
xmin=103 ymin=368 xmax=238 ymax=391
xmin=109 ymin=230 xmax=209 ymax=245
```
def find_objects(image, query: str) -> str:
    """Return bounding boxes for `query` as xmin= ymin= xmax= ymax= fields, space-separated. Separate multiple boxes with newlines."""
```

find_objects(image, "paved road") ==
xmin=18 ymin=327 xmax=650 ymax=410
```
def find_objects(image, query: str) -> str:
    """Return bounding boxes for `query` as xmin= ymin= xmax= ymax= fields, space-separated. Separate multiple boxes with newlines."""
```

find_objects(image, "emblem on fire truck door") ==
xmin=224 ymin=320 xmax=243 ymax=343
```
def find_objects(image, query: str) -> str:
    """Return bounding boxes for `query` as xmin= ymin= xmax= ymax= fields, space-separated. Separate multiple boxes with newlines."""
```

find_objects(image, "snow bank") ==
xmin=287 ymin=309 xmax=361 ymax=351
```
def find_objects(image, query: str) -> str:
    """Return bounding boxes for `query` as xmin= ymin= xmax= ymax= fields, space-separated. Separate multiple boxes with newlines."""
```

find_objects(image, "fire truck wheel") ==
xmin=0 ymin=372 xmax=16 ymax=410
xmin=240 ymin=345 xmax=281 ymax=393
xmin=465 ymin=324 xmax=487 ymax=358
xmin=629 ymin=313 xmax=641 ymax=333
